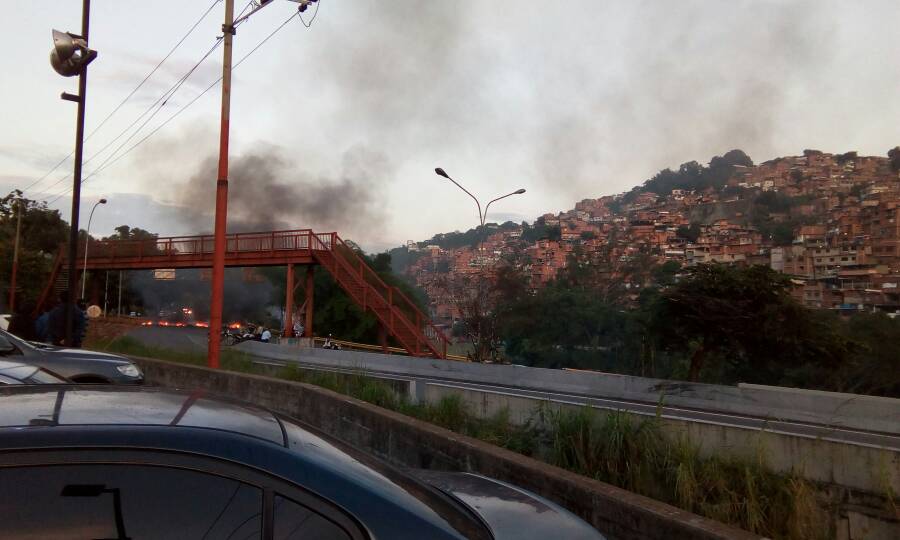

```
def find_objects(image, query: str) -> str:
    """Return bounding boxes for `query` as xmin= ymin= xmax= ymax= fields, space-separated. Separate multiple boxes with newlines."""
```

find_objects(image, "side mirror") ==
xmin=0 ymin=335 xmax=16 ymax=354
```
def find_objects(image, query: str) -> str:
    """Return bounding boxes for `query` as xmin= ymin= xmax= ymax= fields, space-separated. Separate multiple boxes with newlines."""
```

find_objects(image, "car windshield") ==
xmin=0 ymin=329 xmax=36 ymax=351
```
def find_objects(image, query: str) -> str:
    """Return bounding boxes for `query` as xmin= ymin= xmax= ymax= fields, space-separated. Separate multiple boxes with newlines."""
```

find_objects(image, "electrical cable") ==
xmin=46 ymin=8 xmax=303 ymax=206
xmin=39 ymin=37 xmax=224 ymax=199
xmin=20 ymin=0 xmax=223 ymax=196
xmin=299 ymin=0 xmax=321 ymax=28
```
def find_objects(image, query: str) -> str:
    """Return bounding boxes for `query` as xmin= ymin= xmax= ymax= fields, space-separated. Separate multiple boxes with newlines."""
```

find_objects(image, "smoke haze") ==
xmin=293 ymin=0 xmax=840 ymax=200
xmin=135 ymin=128 xmax=391 ymax=238
xmin=81 ymin=0 xmax=900 ymax=247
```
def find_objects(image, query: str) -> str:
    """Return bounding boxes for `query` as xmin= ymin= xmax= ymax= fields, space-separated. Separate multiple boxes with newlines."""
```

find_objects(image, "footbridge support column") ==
xmin=284 ymin=264 xmax=294 ymax=337
xmin=304 ymin=266 xmax=314 ymax=338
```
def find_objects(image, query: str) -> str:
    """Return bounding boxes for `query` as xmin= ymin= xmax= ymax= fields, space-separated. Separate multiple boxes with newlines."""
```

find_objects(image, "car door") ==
xmin=0 ymin=448 xmax=367 ymax=540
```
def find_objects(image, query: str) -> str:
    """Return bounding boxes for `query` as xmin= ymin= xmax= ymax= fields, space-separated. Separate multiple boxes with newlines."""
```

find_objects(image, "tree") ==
xmin=433 ymin=264 xmax=528 ymax=362
xmin=676 ymin=223 xmax=701 ymax=243
xmin=651 ymin=261 xmax=681 ymax=286
xmin=649 ymin=264 xmax=841 ymax=383
xmin=0 ymin=191 xmax=69 ymax=310
xmin=888 ymin=146 xmax=900 ymax=172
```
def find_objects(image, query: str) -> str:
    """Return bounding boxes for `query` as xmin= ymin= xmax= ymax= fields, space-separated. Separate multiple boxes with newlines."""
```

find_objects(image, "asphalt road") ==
xmin=127 ymin=326 xmax=209 ymax=352
xmin=124 ymin=327 xmax=899 ymax=451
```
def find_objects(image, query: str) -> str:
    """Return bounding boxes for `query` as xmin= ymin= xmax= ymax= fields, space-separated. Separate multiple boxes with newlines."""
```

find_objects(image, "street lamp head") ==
xmin=514 ymin=189 xmax=526 ymax=195
xmin=98 ymin=198 xmax=107 ymax=204
xmin=50 ymin=29 xmax=97 ymax=77
xmin=434 ymin=167 xmax=450 ymax=179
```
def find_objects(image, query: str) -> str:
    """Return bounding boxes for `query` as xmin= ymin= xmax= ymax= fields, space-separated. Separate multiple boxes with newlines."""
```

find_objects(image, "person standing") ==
xmin=34 ymin=310 xmax=50 ymax=343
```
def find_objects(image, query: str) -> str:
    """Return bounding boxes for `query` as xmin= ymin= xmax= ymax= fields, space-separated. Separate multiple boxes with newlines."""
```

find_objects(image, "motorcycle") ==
xmin=322 ymin=334 xmax=342 ymax=350
xmin=220 ymin=327 xmax=258 ymax=346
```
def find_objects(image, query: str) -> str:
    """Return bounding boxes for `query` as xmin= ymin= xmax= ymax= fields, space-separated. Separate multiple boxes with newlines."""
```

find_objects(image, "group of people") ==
xmin=8 ymin=291 xmax=87 ymax=347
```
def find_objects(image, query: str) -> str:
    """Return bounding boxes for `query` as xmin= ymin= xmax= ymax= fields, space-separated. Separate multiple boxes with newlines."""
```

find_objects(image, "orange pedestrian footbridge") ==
xmin=37 ymin=229 xmax=449 ymax=359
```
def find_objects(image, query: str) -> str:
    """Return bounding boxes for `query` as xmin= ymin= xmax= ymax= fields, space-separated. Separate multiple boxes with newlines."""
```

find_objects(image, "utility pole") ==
xmin=8 ymin=198 xmax=22 ymax=312
xmin=49 ymin=0 xmax=96 ymax=345
xmin=206 ymin=0 xmax=315 ymax=366
xmin=208 ymin=0 xmax=235 ymax=368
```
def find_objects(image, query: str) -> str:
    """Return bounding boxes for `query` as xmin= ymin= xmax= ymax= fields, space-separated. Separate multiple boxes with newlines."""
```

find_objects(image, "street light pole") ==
xmin=434 ymin=168 xmax=526 ymax=362
xmin=8 ymin=198 xmax=23 ymax=312
xmin=208 ymin=0 xmax=236 ymax=369
xmin=434 ymin=167 xmax=526 ymax=257
xmin=80 ymin=197 xmax=106 ymax=299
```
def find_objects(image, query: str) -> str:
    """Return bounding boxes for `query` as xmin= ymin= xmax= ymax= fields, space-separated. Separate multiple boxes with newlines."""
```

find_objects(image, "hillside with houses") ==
xmin=396 ymin=148 xmax=900 ymax=321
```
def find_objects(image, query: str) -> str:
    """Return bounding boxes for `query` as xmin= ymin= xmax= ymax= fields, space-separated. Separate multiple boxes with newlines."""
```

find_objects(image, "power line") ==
xmin=37 ymin=38 xmax=224 ymax=199
xmin=41 ymin=1 xmax=257 ymax=202
xmin=299 ymin=0 xmax=321 ymax=28
xmin=71 ymin=0 xmax=258 ymax=177
xmin=21 ymin=0 xmax=222 ymax=197
xmin=76 ymin=39 xmax=225 ymax=179
xmin=85 ymin=0 xmax=223 ymax=140
xmin=46 ymin=8 xmax=305 ymax=206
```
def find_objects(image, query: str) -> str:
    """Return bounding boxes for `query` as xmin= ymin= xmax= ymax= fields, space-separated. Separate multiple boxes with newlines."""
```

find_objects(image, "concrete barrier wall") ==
xmin=424 ymin=383 xmax=900 ymax=496
xmin=237 ymin=342 xmax=900 ymax=434
xmin=131 ymin=356 xmax=760 ymax=540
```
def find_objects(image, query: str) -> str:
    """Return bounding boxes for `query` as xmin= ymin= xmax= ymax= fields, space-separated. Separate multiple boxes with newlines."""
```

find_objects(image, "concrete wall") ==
xmin=237 ymin=342 xmax=900 ymax=434
xmin=423 ymin=383 xmax=899 ymax=540
xmin=424 ymin=383 xmax=900 ymax=496
xmin=131 ymin=356 xmax=760 ymax=540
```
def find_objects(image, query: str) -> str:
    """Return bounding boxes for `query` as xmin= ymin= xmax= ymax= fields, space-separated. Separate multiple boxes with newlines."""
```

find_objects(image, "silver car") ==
xmin=0 ymin=359 xmax=69 ymax=385
xmin=0 ymin=329 xmax=143 ymax=384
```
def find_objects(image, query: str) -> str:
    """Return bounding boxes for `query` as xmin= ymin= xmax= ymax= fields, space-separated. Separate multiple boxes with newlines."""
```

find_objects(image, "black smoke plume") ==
xmin=173 ymin=144 xmax=390 ymax=235
xmin=128 ymin=268 xmax=274 ymax=323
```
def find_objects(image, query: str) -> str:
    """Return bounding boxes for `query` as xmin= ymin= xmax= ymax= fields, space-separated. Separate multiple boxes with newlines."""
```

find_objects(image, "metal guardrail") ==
xmin=301 ymin=336 xmax=468 ymax=362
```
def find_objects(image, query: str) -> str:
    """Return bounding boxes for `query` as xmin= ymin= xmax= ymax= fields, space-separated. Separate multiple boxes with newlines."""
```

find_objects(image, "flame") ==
xmin=194 ymin=321 xmax=209 ymax=328
xmin=228 ymin=322 xmax=242 ymax=330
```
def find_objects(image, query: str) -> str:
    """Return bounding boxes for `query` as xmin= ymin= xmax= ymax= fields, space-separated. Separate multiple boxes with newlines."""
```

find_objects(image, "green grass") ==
xmin=542 ymin=405 xmax=828 ymax=538
xmin=94 ymin=337 xmax=832 ymax=539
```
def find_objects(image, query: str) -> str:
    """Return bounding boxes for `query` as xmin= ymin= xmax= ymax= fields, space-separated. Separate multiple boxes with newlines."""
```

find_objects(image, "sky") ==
xmin=2 ymin=0 xmax=899 ymax=253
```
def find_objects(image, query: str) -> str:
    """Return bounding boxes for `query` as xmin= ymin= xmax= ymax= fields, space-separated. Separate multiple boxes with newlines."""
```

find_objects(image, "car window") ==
xmin=0 ymin=464 xmax=263 ymax=540
xmin=273 ymin=495 xmax=352 ymax=540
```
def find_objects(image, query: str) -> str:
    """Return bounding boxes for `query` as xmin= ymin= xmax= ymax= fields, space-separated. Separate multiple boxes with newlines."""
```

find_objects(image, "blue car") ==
xmin=0 ymin=385 xmax=603 ymax=540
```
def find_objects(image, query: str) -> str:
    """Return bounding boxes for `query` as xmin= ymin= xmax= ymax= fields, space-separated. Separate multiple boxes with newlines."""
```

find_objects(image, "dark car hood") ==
xmin=413 ymin=470 xmax=604 ymax=540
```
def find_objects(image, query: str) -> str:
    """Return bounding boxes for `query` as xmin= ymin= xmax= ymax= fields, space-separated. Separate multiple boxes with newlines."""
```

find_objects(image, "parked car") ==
xmin=0 ymin=385 xmax=604 ymax=540
xmin=0 ymin=328 xmax=142 ymax=384
xmin=0 ymin=358 xmax=69 ymax=385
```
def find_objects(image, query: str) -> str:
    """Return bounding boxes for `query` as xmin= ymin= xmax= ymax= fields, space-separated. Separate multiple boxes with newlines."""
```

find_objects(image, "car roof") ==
xmin=0 ymin=385 xmax=285 ymax=445
xmin=0 ymin=385 xmax=484 ymax=540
